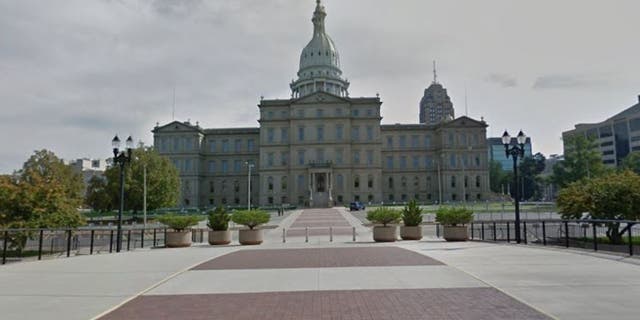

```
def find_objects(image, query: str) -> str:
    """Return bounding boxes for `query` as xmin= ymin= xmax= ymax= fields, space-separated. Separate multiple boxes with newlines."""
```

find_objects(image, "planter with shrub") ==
xmin=366 ymin=208 xmax=402 ymax=242
xmin=435 ymin=207 xmax=474 ymax=241
xmin=231 ymin=210 xmax=270 ymax=245
xmin=158 ymin=214 xmax=201 ymax=247
xmin=207 ymin=206 xmax=232 ymax=245
xmin=401 ymin=200 xmax=423 ymax=240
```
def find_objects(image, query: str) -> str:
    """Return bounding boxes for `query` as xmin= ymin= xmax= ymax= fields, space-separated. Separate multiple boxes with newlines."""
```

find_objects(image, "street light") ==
xmin=502 ymin=130 xmax=526 ymax=244
xmin=245 ymin=161 xmax=255 ymax=210
xmin=112 ymin=134 xmax=134 ymax=252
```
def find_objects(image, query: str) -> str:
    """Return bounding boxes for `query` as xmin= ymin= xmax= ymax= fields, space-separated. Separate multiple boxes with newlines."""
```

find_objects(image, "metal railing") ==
xmin=461 ymin=219 xmax=639 ymax=256
xmin=0 ymin=226 xmax=211 ymax=265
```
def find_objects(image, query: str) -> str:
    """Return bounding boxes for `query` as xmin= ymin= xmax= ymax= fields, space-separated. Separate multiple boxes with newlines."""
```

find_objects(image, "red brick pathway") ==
xmin=101 ymin=288 xmax=551 ymax=320
xmin=192 ymin=247 xmax=443 ymax=270
xmin=287 ymin=208 xmax=352 ymax=237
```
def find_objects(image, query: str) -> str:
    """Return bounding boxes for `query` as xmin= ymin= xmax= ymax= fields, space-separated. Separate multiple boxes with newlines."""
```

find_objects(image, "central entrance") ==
xmin=309 ymin=169 xmax=333 ymax=208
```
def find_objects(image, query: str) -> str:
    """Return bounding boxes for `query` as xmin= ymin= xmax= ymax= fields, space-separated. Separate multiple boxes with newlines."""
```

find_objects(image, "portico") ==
xmin=308 ymin=163 xmax=333 ymax=208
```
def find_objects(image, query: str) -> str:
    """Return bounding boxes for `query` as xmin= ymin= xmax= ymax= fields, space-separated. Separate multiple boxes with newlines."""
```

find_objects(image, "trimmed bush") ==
xmin=158 ymin=214 xmax=201 ymax=231
xmin=402 ymin=199 xmax=423 ymax=226
xmin=207 ymin=206 xmax=231 ymax=231
xmin=366 ymin=208 xmax=402 ymax=227
xmin=231 ymin=210 xmax=270 ymax=230
xmin=435 ymin=207 xmax=474 ymax=226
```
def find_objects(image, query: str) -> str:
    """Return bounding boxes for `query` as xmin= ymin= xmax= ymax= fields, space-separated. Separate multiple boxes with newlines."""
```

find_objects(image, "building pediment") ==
xmin=152 ymin=121 xmax=203 ymax=134
xmin=441 ymin=116 xmax=488 ymax=128
xmin=292 ymin=91 xmax=350 ymax=105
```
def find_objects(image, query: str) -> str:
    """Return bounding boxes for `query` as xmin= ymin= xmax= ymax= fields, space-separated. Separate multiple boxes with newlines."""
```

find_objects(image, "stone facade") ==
xmin=152 ymin=0 xmax=490 ymax=208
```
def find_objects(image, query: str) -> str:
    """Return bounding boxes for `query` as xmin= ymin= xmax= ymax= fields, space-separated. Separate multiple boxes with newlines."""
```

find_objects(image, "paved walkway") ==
xmin=1 ymin=208 xmax=639 ymax=319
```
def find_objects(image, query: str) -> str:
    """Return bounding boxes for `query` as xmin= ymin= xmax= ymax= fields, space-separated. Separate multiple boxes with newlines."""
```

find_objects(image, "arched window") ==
xmin=281 ymin=176 xmax=287 ymax=191
xmin=401 ymin=176 xmax=407 ymax=189
xmin=234 ymin=180 xmax=240 ymax=193
xmin=368 ymin=175 xmax=374 ymax=189
xmin=464 ymin=176 xmax=468 ymax=188
xmin=354 ymin=175 xmax=360 ymax=188
xmin=413 ymin=176 xmax=419 ymax=187
xmin=268 ymin=176 xmax=274 ymax=191
xmin=476 ymin=176 xmax=481 ymax=188
xmin=388 ymin=177 xmax=394 ymax=189
xmin=221 ymin=180 xmax=227 ymax=192
xmin=451 ymin=176 xmax=456 ymax=188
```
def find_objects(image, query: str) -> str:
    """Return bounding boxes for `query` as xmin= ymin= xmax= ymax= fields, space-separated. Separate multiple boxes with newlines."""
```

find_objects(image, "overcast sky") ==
xmin=1 ymin=0 xmax=639 ymax=173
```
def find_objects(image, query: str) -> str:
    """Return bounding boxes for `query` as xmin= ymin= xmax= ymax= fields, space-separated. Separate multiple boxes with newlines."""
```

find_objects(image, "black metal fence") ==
xmin=462 ymin=219 xmax=639 ymax=256
xmin=0 ymin=226 xmax=210 ymax=265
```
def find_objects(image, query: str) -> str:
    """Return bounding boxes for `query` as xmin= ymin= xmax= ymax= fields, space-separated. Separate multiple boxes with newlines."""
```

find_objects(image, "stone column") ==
xmin=308 ymin=172 xmax=314 ymax=206
xmin=328 ymin=172 xmax=333 ymax=206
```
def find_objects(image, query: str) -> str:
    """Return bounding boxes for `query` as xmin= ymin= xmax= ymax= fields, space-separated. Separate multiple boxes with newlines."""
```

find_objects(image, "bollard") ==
xmin=592 ymin=223 xmax=597 ymax=251
xmin=282 ymin=228 xmax=286 ymax=243
xmin=153 ymin=228 xmax=157 ymax=247
xmin=542 ymin=221 xmax=546 ymax=246
xmin=109 ymin=230 xmax=114 ymax=253
xmin=66 ymin=230 xmax=72 ymax=257
xmin=564 ymin=221 xmax=569 ymax=248
xmin=90 ymin=230 xmax=95 ymax=255
xmin=305 ymin=226 xmax=309 ymax=243
xmin=127 ymin=229 xmax=132 ymax=251
xmin=352 ymin=227 xmax=356 ymax=242
xmin=140 ymin=229 xmax=145 ymax=248
xmin=523 ymin=221 xmax=528 ymax=244
xmin=2 ymin=231 xmax=8 ymax=265
xmin=38 ymin=229 xmax=44 ymax=260
xmin=330 ymin=227 xmax=333 ymax=242
xmin=629 ymin=224 xmax=634 ymax=256
xmin=493 ymin=222 xmax=497 ymax=241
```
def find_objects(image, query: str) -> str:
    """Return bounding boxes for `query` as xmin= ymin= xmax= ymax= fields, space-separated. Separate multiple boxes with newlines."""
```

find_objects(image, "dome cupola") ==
xmin=290 ymin=0 xmax=349 ymax=98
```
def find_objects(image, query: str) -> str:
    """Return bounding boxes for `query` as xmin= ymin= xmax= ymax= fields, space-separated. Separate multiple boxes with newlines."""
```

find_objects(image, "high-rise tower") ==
xmin=290 ymin=0 xmax=350 ymax=98
xmin=419 ymin=62 xmax=454 ymax=124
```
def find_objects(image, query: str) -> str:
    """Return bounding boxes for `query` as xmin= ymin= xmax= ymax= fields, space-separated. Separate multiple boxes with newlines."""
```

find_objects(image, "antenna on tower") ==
xmin=172 ymin=86 xmax=176 ymax=121
xmin=432 ymin=60 xmax=437 ymax=84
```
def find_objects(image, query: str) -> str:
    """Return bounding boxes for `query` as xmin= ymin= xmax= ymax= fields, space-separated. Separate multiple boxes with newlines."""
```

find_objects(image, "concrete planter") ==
xmin=165 ymin=230 xmax=192 ymax=248
xmin=400 ymin=226 xmax=423 ymax=240
xmin=373 ymin=226 xmax=397 ymax=242
xmin=443 ymin=226 xmax=469 ymax=241
xmin=208 ymin=230 xmax=232 ymax=245
xmin=239 ymin=229 xmax=264 ymax=245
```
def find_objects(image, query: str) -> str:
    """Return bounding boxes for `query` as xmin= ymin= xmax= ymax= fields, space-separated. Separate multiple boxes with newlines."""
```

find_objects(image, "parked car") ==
xmin=349 ymin=201 xmax=366 ymax=211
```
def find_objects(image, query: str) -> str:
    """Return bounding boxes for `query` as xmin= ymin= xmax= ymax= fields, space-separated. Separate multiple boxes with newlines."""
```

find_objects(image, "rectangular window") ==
xmin=603 ymin=150 xmax=614 ymax=156
xmin=424 ymin=135 xmax=431 ymax=148
xmin=298 ymin=150 xmax=306 ymax=165
xmin=208 ymin=161 xmax=216 ymax=173
xmin=366 ymin=109 xmax=373 ymax=116
xmin=184 ymin=159 xmax=192 ymax=172
xmin=316 ymin=148 xmax=325 ymax=162
xmin=366 ymin=126 xmax=374 ymax=141
xmin=267 ymin=128 xmax=275 ymax=143
xmin=316 ymin=109 xmax=324 ymax=117
xmin=335 ymin=148 xmax=343 ymax=164
xmin=400 ymin=156 xmax=407 ymax=169
xmin=411 ymin=135 xmax=419 ymax=148
xmin=386 ymin=156 xmax=393 ymax=169
xmin=267 ymin=153 xmax=274 ymax=167
xmin=351 ymin=126 xmax=360 ymax=141
xmin=366 ymin=150 xmax=374 ymax=165
xmin=424 ymin=156 xmax=432 ymax=168
xmin=209 ymin=140 xmax=216 ymax=153
xmin=222 ymin=139 xmax=229 ymax=152
xmin=317 ymin=125 xmax=324 ymax=141
xmin=386 ymin=136 xmax=393 ymax=148
xmin=630 ymin=118 xmax=640 ymax=132
xmin=599 ymin=125 xmax=613 ymax=138
xmin=353 ymin=151 xmax=360 ymax=164
xmin=280 ymin=127 xmax=289 ymax=142
xmin=448 ymin=133 xmax=454 ymax=146
xmin=281 ymin=152 xmax=288 ymax=166
xmin=281 ymin=110 xmax=288 ymax=119
xmin=297 ymin=109 xmax=305 ymax=118
xmin=234 ymin=139 xmax=241 ymax=152
xmin=298 ymin=126 xmax=305 ymax=141
xmin=352 ymin=109 xmax=360 ymax=117
xmin=182 ymin=138 xmax=189 ymax=151
xmin=335 ymin=108 xmax=343 ymax=116
xmin=333 ymin=124 xmax=343 ymax=140
xmin=399 ymin=135 xmax=406 ymax=148
xmin=449 ymin=154 xmax=456 ymax=168
xmin=221 ymin=160 xmax=229 ymax=173
xmin=412 ymin=155 xmax=419 ymax=169
xmin=297 ymin=175 xmax=305 ymax=191
xmin=247 ymin=139 xmax=255 ymax=152
xmin=234 ymin=160 xmax=241 ymax=172
xmin=173 ymin=137 xmax=179 ymax=152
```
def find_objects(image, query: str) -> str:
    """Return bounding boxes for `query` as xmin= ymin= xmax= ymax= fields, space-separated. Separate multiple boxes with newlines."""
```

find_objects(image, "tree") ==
xmin=85 ymin=175 xmax=112 ymax=211
xmin=519 ymin=153 xmax=546 ymax=200
xmin=103 ymin=147 xmax=179 ymax=212
xmin=489 ymin=160 xmax=508 ymax=193
xmin=557 ymin=170 xmax=640 ymax=244
xmin=552 ymin=135 xmax=606 ymax=188
xmin=621 ymin=152 xmax=640 ymax=174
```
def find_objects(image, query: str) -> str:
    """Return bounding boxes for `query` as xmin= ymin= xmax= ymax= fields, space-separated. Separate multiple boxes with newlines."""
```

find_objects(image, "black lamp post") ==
xmin=502 ymin=130 xmax=527 ymax=244
xmin=112 ymin=135 xmax=134 ymax=252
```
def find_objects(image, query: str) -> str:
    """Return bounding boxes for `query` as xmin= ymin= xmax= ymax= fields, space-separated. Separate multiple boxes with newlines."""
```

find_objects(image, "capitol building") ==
xmin=153 ymin=0 xmax=490 ymax=208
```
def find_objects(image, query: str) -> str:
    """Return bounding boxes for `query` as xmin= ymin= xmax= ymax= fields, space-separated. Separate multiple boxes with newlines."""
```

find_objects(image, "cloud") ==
xmin=533 ymin=74 xmax=607 ymax=90
xmin=485 ymin=73 xmax=517 ymax=88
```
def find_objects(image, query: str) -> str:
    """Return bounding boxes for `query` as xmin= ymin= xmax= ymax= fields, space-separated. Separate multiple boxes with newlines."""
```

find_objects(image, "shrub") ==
xmin=231 ymin=210 xmax=270 ymax=230
xmin=158 ymin=214 xmax=201 ymax=231
xmin=402 ymin=199 xmax=423 ymax=226
xmin=435 ymin=207 xmax=474 ymax=226
xmin=207 ymin=206 xmax=231 ymax=231
xmin=366 ymin=208 xmax=402 ymax=227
